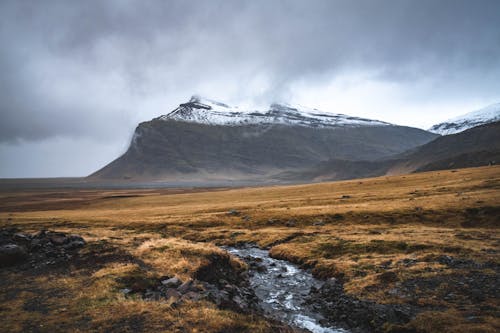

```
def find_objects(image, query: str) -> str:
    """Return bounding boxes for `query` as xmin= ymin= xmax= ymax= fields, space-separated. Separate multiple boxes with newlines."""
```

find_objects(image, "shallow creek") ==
xmin=224 ymin=246 xmax=347 ymax=333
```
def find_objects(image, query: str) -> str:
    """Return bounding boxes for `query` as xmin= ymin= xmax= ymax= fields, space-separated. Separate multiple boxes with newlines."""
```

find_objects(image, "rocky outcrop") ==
xmin=0 ymin=228 xmax=86 ymax=269
xmin=307 ymin=278 xmax=416 ymax=333
xmin=119 ymin=251 xmax=260 ymax=313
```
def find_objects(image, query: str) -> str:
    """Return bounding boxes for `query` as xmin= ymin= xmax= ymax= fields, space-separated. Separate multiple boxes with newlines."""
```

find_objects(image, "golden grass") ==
xmin=0 ymin=165 xmax=499 ymax=332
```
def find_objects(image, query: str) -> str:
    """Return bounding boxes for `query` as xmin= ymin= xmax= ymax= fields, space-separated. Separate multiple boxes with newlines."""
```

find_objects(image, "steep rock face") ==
xmin=429 ymin=103 xmax=500 ymax=135
xmin=90 ymin=97 xmax=437 ymax=181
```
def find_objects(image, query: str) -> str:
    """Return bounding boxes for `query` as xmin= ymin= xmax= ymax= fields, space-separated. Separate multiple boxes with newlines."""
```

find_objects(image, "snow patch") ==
xmin=159 ymin=96 xmax=390 ymax=128
xmin=429 ymin=103 xmax=500 ymax=135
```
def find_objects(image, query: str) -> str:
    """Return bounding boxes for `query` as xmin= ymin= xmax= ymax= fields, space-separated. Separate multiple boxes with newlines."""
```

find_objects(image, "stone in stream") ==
xmin=225 ymin=246 xmax=344 ymax=333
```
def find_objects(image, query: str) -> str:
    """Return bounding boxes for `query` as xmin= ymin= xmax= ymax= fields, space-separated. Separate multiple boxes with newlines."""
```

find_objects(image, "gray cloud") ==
xmin=1 ymin=0 xmax=499 ymax=176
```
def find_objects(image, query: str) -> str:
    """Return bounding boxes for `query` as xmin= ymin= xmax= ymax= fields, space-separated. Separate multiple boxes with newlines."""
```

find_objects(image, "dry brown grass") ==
xmin=1 ymin=165 xmax=499 ymax=332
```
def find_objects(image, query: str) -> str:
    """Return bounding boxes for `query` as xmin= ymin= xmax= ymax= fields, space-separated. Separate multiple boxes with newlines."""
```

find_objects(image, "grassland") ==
xmin=1 ymin=165 xmax=499 ymax=332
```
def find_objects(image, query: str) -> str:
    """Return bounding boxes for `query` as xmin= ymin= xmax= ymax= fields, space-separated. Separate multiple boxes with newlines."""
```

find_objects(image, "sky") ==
xmin=1 ymin=0 xmax=500 ymax=178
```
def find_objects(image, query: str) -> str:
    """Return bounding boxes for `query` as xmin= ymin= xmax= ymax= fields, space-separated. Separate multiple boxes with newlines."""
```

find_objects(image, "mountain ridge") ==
xmin=158 ymin=95 xmax=391 ymax=128
xmin=429 ymin=102 xmax=500 ymax=135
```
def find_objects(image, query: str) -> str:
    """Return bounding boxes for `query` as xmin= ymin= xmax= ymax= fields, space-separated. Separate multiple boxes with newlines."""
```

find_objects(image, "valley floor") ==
xmin=0 ymin=166 xmax=499 ymax=332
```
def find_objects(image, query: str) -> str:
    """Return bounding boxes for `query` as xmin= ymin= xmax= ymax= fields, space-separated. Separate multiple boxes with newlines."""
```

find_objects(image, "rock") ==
xmin=388 ymin=288 xmax=400 ymax=296
xmin=34 ymin=230 xmax=47 ymax=238
xmin=227 ymin=209 xmax=241 ymax=216
xmin=399 ymin=258 xmax=417 ymax=267
xmin=13 ymin=233 xmax=31 ymax=243
xmin=224 ymin=284 xmax=236 ymax=292
xmin=379 ymin=271 xmax=399 ymax=283
xmin=182 ymin=291 xmax=201 ymax=301
xmin=380 ymin=260 xmax=392 ymax=269
xmin=0 ymin=243 xmax=28 ymax=267
xmin=63 ymin=236 xmax=86 ymax=249
xmin=320 ymin=278 xmax=344 ymax=296
xmin=63 ymin=240 xmax=86 ymax=250
xmin=267 ymin=218 xmax=277 ymax=225
xmin=313 ymin=220 xmax=325 ymax=226
xmin=29 ymin=239 xmax=42 ymax=250
xmin=309 ymin=276 xmax=415 ymax=332
xmin=341 ymin=195 xmax=351 ymax=199
xmin=68 ymin=234 xmax=85 ymax=243
xmin=285 ymin=219 xmax=296 ymax=227
xmin=48 ymin=233 xmax=68 ymax=245
xmin=144 ymin=291 xmax=162 ymax=301
xmin=165 ymin=288 xmax=182 ymax=301
xmin=120 ymin=288 xmax=132 ymax=295
xmin=232 ymin=295 xmax=247 ymax=310
xmin=161 ymin=277 xmax=182 ymax=288
xmin=177 ymin=279 xmax=193 ymax=294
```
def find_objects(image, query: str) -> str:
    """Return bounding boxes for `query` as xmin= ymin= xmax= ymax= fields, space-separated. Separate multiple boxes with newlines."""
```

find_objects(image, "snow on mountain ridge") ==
xmin=159 ymin=96 xmax=391 ymax=128
xmin=429 ymin=103 xmax=500 ymax=135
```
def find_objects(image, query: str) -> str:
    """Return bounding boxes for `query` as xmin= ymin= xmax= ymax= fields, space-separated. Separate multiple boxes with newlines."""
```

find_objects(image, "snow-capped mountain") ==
xmin=429 ymin=103 xmax=500 ymax=135
xmin=91 ymin=95 xmax=437 ymax=182
xmin=159 ymin=95 xmax=390 ymax=128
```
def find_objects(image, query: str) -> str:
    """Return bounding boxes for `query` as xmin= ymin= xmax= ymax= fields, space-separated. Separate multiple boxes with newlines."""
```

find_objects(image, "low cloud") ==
xmin=1 ymin=0 xmax=499 ymax=176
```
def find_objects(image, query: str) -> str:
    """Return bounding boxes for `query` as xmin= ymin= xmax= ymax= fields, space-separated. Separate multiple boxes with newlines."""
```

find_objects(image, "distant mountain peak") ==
xmin=160 ymin=96 xmax=391 ymax=128
xmin=429 ymin=102 xmax=500 ymax=135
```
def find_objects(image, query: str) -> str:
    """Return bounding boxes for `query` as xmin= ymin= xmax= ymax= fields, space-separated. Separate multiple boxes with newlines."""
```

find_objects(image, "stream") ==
xmin=224 ymin=246 xmax=347 ymax=333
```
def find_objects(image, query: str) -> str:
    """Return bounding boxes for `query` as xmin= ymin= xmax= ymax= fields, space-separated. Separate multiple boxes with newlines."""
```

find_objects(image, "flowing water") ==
xmin=225 ymin=246 xmax=347 ymax=333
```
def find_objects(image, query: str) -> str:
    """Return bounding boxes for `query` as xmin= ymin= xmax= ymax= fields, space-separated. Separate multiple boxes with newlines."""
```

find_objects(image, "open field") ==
xmin=1 ymin=165 xmax=499 ymax=332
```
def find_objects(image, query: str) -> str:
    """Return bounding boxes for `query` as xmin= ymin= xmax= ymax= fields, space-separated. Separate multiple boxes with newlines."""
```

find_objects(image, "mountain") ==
xmin=90 ymin=96 xmax=437 ymax=182
xmin=282 ymin=121 xmax=500 ymax=182
xmin=429 ymin=103 xmax=500 ymax=135
xmin=389 ymin=121 xmax=500 ymax=174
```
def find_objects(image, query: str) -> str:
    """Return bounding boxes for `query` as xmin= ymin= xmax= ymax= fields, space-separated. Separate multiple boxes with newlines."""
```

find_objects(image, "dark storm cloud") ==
xmin=1 ymin=0 xmax=500 ymax=142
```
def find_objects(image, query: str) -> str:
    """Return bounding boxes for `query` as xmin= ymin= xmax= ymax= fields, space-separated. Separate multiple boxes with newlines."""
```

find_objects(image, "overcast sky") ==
xmin=1 ymin=0 xmax=500 ymax=177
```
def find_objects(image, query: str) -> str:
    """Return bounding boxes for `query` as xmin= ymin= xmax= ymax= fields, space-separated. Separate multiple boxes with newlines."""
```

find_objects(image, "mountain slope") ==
xmin=90 ymin=97 xmax=437 ymax=181
xmin=390 ymin=121 xmax=500 ymax=174
xmin=429 ymin=103 xmax=500 ymax=135
xmin=284 ymin=121 xmax=500 ymax=182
